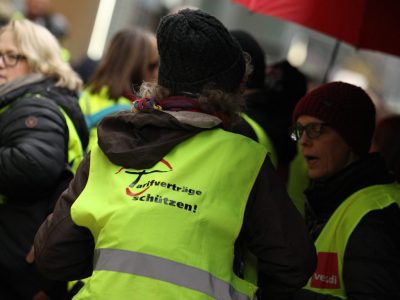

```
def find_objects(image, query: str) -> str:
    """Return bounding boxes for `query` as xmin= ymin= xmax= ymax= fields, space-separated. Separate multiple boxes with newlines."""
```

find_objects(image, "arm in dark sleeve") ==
xmin=34 ymin=155 xmax=95 ymax=281
xmin=343 ymin=204 xmax=400 ymax=300
xmin=0 ymin=98 xmax=67 ymax=200
xmin=243 ymin=156 xmax=317 ymax=300
xmin=231 ymin=117 xmax=258 ymax=142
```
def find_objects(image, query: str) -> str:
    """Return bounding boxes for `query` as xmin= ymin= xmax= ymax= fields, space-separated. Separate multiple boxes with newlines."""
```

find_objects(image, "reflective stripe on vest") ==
xmin=94 ymin=248 xmax=252 ymax=300
xmin=71 ymin=128 xmax=265 ymax=299
xmin=305 ymin=183 xmax=400 ymax=299
xmin=240 ymin=113 xmax=277 ymax=167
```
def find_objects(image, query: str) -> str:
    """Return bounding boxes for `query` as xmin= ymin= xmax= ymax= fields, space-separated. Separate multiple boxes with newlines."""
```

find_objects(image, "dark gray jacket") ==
xmin=0 ymin=75 xmax=88 ymax=299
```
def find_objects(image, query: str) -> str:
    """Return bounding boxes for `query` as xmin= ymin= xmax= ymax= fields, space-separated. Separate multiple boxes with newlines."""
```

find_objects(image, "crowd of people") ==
xmin=0 ymin=2 xmax=399 ymax=300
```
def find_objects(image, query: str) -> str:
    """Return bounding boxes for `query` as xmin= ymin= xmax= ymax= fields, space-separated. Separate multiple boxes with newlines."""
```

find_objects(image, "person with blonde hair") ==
xmin=0 ymin=18 xmax=88 ymax=299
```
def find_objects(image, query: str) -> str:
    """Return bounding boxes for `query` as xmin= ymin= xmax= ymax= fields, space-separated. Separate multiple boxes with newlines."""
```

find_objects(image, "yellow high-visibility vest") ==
xmin=305 ymin=184 xmax=400 ymax=299
xmin=71 ymin=127 xmax=266 ymax=299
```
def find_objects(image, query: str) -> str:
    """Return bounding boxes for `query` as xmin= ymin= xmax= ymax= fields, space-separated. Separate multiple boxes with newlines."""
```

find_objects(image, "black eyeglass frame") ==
xmin=289 ymin=122 xmax=329 ymax=141
xmin=0 ymin=52 xmax=26 ymax=68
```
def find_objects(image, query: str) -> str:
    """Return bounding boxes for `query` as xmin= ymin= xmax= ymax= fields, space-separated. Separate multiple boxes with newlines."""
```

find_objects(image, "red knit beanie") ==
xmin=292 ymin=81 xmax=376 ymax=156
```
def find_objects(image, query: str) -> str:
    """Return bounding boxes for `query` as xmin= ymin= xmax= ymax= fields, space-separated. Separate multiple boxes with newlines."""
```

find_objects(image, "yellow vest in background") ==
xmin=241 ymin=112 xmax=277 ymax=168
xmin=287 ymin=145 xmax=309 ymax=216
xmin=79 ymin=87 xmax=131 ymax=151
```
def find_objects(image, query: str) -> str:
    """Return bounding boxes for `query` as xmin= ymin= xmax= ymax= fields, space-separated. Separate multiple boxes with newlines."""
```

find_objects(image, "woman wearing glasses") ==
xmin=290 ymin=81 xmax=400 ymax=299
xmin=0 ymin=19 xmax=87 ymax=299
xmin=79 ymin=27 xmax=159 ymax=151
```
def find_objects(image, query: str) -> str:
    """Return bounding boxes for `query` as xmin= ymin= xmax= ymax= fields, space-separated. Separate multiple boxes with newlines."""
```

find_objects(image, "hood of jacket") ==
xmin=97 ymin=110 xmax=223 ymax=169
xmin=0 ymin=74 xmax=78 ymax=106
xmin=0 ymin=73 xmax=45 ymax=105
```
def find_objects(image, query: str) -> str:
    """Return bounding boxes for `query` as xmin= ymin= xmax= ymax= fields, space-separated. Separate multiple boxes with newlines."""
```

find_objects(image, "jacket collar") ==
xmin=305 ymin=153 xmax=395 ymax=222
xmin=0 ymin=73 xmax=46 ymax=107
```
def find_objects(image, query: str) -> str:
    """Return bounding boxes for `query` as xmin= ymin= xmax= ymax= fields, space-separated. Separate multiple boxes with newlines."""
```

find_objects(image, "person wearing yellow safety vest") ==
xmin=229 ymin=31 xmax=308 ymax=212
xmin=34 ymin=9 xmax=316 ymax=300
xmin=230 ymin=30 xmax=277 ymax=167
xmin=80 ymin=27 xmax=159 ymax=151
xmin=0 ymin=19 xmax=88 ymax=299
xmin=290 ymin=81 xmax=400 ymax=299
xmin=263 ymin=60 xmax=310 ymax=215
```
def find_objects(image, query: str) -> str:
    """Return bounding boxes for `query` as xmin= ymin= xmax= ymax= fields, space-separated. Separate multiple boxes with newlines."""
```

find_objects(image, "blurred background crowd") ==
xmin=1 ymin=0 xmax=400 ymax=119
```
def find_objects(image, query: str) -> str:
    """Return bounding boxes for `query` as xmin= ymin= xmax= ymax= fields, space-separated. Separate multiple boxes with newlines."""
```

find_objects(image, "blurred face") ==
xmin=296 ymin=115 xmax=358 ymax=179
xmin=0 ymin=30 xmax=30 ymax=85
xmin=142 ymin=36 xmax=159 ymax=83
xmin=26 ymin=0 xmax=50 ymax=18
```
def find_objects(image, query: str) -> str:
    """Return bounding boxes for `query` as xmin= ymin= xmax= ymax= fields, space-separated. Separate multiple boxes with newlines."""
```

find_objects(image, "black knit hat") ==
xmin=230 ymin=30 xmax=266 ymax=89
xmin=292 ymin=81 xmax=376 ymax=156
xmin=156 ymin=9 xmax=246 ymax=94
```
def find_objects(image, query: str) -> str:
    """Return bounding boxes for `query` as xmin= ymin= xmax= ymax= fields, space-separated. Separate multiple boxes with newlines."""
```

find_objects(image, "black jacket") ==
xmin=233 ymin=89 xmax=298 ymax=166
xmin=232 ymin=89 xmax=298 ymax=182
xmin=35 ymin=110 xmax=316 ymax=300
xmin=294 ymin=153 xmax=400 ymax=299
xmin=0 ymin=75 xmax=88 ymax=299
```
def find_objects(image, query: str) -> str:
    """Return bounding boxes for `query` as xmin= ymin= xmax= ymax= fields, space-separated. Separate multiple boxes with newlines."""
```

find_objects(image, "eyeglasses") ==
xmin=289 ymin=122 xmax=329 ymax=141
xmin=0 ymin=52 xmax=26 ymax=68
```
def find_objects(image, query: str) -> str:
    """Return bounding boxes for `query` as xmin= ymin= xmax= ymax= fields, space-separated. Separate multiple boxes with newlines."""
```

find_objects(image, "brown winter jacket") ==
xmin=34 ymin=110 xmax=316 ymax=300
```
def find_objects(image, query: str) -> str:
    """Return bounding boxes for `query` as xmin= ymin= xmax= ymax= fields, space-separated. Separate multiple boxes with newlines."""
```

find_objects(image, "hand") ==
xmin=26 ymin=245 xmax=35 ymax=264
xmin=27 ymin=247 xmax=50 ymax=299
xmin=33 ymin=291 xmax=50 ymax=300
